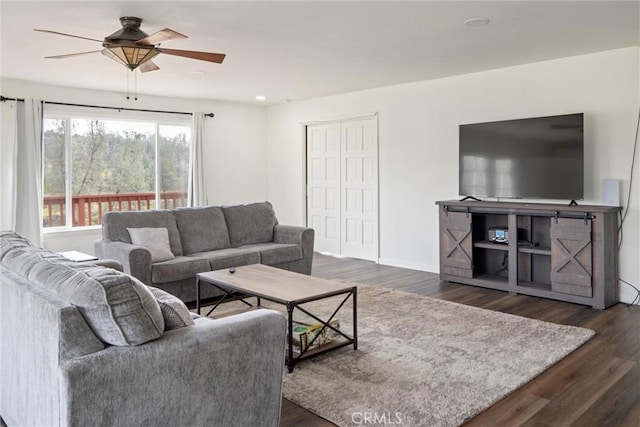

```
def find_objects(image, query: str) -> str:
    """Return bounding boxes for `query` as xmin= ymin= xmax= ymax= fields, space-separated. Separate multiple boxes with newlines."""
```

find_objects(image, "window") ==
xmin=43 ymin=107 xmax=191 ymax=228
xmin=461 ymin=155 xmax=488 ymax=196
xmin=494 ymin=159 xmax=513 ymax=196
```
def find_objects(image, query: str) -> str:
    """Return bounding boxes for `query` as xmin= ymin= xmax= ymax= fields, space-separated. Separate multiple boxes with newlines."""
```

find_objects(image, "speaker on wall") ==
xmin=603 ymin=179 xmax=621 ymax=206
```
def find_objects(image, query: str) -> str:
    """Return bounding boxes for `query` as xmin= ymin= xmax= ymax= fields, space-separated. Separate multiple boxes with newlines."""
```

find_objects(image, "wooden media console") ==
xmin=436 ymin=200 xmax=621 ymax=309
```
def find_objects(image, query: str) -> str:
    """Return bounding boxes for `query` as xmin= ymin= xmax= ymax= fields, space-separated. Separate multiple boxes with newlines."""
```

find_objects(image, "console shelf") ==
xmin=474 ymin=241 xmax=509 ymax=251
xmin=518 ymin=246 xmax=551 ymax=256
xmin=436 ymin=200 xmax=620 ymax=309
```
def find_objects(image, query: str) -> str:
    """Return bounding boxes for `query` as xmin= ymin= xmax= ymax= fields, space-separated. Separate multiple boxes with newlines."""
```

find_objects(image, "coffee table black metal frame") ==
xmin=196 ymin=270 xmax=357 ymax=373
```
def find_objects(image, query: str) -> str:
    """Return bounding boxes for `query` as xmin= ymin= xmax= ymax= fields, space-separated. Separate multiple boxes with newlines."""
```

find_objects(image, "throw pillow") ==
xmin=147 ymin=286 xmax=195 ymax=330
xmin=103 ymin=210 xmax=184 ymax=256
xmin=127 ymin=227 xmax=175 ymax=263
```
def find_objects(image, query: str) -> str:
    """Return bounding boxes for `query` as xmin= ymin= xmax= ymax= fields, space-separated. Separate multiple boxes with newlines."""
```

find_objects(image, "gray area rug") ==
xmin=204 ymin=284 xmax=594 ymax=427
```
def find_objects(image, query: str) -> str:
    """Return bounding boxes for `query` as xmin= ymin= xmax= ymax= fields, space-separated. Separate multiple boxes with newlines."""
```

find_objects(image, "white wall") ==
xmin=266 ymin=47 xmax=640 ymax=304
xmin=0 ymin=78 xmax=269 ymax=254
xmin=2 ymin=48 xmax=638 ymax=304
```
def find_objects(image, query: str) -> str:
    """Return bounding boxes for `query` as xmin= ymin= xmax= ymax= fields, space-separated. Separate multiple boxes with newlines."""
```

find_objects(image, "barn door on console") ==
xmin=550 ymin=217 xmax=593 ymax=297
xmin=439 ymin=208 xmax=473 ymax=278
xmin=306 ymin=116 xmax=379 ymax=261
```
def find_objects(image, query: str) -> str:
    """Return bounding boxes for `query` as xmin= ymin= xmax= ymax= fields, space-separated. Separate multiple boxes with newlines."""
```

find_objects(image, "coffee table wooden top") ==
xmin=197 ymin=264 xmax=356 ymax=304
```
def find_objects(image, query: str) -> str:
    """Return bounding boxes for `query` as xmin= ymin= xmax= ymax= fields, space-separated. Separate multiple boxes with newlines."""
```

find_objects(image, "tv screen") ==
xmin=458 ymin=113 xmax=584 ymax=200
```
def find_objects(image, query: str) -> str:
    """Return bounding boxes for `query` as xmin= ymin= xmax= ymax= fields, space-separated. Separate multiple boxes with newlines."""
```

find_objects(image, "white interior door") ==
xmin=306 ymin=116 xmax=378 ymax=261
xmin=306 ymin=123 xmax=341 ymax=254
xmin=341 ymin=118 xmax=378 ymax=261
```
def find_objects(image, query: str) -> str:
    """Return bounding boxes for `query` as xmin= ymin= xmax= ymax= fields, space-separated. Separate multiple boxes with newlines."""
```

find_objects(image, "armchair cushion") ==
xmin=1 ymin=245 xmax=164 ymax=346
xmin=127 ymin=227 xmax=175 ymax=263
xmin=35 ymin=265 xmax=164 ymax=346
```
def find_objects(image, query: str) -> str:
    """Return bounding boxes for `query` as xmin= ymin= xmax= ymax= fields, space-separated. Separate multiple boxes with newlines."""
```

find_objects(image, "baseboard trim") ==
xmin=377 ymin=257 xmax=439 ymax=274
xmin=619 ymin=285 xmax=640 ymax=305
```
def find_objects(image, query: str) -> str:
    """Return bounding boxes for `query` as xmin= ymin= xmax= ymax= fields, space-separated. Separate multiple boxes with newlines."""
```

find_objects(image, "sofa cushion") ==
xmin=102 ymin=210 xmax=183 ymax=256
xmin=175 ymin=206 xmax=231 ymax=254
xmin=128 ymin=227 xmax=175 ymax=263
xmin=222 ymin=202 xmax=278 ymax=247
xmin=189 ymin=248 xmax=261 ymax=271
xmin=148 ymin=286 xmax=195 ymax=330
xmin=243 ymin=243 xmax=303 ymax=266
xmin=151 ymin=256 xmax=211 ymax=284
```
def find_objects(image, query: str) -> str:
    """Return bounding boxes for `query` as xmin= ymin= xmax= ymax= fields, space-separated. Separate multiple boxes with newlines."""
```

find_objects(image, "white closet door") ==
xmin=306 ymin=123 xmax=341 ymax=254
xmin=306 ymin=116 xmax=378 ymax=261
xmin=340 ymin=118 xmax=378 ymax=261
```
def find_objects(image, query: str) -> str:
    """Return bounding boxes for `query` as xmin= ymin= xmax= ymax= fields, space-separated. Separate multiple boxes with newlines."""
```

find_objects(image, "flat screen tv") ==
xmin=458 ymin=113 xmax=584 ymax=201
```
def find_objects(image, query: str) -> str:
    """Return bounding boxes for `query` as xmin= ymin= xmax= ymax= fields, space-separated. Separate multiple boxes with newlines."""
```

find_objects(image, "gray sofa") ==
xmin=0 ymin=231 xmax=286 ymax=427
xmin=94 ymin=201 xmax=314 ymax=303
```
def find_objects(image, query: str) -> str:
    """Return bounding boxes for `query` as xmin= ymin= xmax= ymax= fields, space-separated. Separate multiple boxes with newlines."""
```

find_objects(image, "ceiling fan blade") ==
xmin=34 ymin=29 xmax=102 ymax=43
xmin=137 ymin=28 xmax=187 ymax=45
xmin=139 ymin=61 xmax=160 ymax=73
xmin=45 ymin=50 xmax=103 ymax=59
xmin=157 ymin=48 xmax=225 ymax=64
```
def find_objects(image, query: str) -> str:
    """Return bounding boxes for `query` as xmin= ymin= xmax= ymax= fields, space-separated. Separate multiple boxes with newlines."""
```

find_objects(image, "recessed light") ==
xmin=464 ymin=17 xmax=490 ymax=26
xmin=255 ymin=95 xmax=267 ymax=101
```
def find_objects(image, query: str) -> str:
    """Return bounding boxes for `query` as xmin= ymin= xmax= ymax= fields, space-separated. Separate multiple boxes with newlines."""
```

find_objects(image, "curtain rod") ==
xmin=0 ymin=95 xmax=214 ymax=118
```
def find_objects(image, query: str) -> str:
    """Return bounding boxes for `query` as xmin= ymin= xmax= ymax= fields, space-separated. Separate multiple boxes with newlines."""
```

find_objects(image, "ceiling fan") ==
xmin=34 ymin=16 xmax=226 ymax=73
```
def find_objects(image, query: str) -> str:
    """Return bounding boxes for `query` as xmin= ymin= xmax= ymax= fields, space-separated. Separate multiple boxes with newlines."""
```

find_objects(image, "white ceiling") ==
xmin=1 ymin=1 xmax=638 ymax=104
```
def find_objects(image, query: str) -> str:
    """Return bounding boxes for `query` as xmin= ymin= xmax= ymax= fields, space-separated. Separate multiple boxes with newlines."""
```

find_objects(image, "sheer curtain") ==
xmin=0 ymin=100 xmax=18 ymax=231
xmin=0 ymin=99 xmax=44 ymax=245
xmin=188 ymin=112 xmax=207 ymax=207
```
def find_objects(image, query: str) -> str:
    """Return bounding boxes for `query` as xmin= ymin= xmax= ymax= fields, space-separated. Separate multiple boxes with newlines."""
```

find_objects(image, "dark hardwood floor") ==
xmin=280 ymin=253 xmax=640 ymax=427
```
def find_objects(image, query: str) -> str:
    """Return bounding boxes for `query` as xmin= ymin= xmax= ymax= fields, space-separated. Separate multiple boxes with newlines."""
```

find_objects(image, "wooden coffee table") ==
xmin=196 ymin=264 xmax=357 ymax=372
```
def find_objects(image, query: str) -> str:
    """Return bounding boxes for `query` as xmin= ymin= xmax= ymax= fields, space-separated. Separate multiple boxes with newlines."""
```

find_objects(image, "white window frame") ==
xmin=43 ymin=105 xmax=191 ymax=230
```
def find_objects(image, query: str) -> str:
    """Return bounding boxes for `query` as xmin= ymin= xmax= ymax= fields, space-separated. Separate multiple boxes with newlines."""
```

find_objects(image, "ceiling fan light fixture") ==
xmin=38 ymin=16 xmax=226 ymax=74
xmin=105 ymin=45 xmax=159 ymax=71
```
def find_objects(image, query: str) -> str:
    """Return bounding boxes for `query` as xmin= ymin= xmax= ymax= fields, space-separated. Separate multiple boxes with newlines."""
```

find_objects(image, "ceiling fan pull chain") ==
xmin=134 ymin=71 xmax=138 ymax=101
xmin=126 ymin=70 xmax=130 ymax=100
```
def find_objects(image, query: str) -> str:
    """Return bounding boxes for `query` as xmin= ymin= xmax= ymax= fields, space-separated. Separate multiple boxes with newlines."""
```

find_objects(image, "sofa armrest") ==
xmin=274 ymin=225 xmax=315 ymax=274
xmin=59 ymin=309 xmax=286 ymax=427
xmin=94 ymin=239 xmax=152 ymax=285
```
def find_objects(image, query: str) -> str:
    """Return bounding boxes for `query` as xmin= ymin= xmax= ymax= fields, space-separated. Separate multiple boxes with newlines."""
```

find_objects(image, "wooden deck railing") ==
xmin=43 ymin=191 xmax=188 ymax=227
